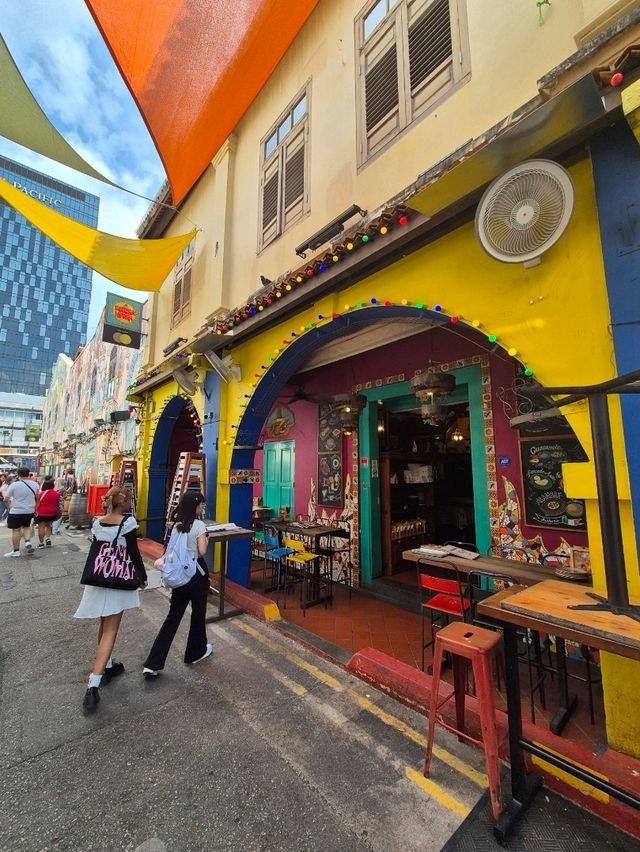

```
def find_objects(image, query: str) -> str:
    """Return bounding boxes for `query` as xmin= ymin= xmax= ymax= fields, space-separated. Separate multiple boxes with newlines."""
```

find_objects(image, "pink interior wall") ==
xmin=252 ymin=324 xmax=588 ymax=548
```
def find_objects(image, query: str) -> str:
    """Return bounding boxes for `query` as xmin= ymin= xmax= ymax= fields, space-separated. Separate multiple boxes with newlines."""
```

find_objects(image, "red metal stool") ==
xmin=424 ymin=621 xmax=502 ymax=821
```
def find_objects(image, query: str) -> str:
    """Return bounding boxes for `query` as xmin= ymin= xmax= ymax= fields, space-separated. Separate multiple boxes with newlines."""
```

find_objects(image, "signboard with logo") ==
xmin=25 ymin=423 xmax=41 ymax=443
xmin=102 ymin=293 xmax=143 ymax=349
xmin=519 ymin=436 xmax=588 ymax=530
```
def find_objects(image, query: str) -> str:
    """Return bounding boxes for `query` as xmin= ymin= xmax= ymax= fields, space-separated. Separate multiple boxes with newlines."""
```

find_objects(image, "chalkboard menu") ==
xmin=519 ymin=436 xmax=587 ymax=530
xmin=318 ymin=404 xmax=342 ymax=506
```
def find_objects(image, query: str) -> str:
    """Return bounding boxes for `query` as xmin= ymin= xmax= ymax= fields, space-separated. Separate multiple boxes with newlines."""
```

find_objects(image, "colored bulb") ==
xmin=296 ymin=275 xmax=303 ymax=283
xmin=361 ymin=234 xmax=369 ymax=243
xmin=451 ymin=316 xmax=459 ymax=324
xmin=344 ymin=304 xmax=350 ymax=311
xmin=332 ymin=254 xmax=339 ymax=263
xmin=318 ymin=314 xmax=324 ymax=320
xmin=275 ymin=291 xmax=282 ymax=298
xmin=258 ymin=304 xmax=264 ymax=311
xmin=346 ymin=242 xmax=354 ymax=250
xmin=306 ymin=268 xmax=314 ymax=277
xmin=384 ymin=300 xmax=392 ymax=306
xmin=356 ymin=302 xmax=363 ymax=308
xmin=488 ymin=334 xmax=497 ymax=343
xmin=415 ymin=302 xmax=424 ymax=310
xmin=471 ymin=319 xmax=480 ymax=328
xmin=524 ymin=368 xmax=534 ymax=377
xmin=401 ymin=299 xmax=408 ymax=306
xmin=285 ymin=283 xmax=292 ymax=291
xmin=370 ymin=297 xmax=377 ymax=304
xmin=319 ymin=263 xmax=327 ymax=272
xmin=508 ymin=347 xmax=517 ymax=357
xmin=434 ymin=304 xmax=442 ymax=312
xmin=249 ymin=307 xmax=256 ymax=316
xmin=398 ymin=215 xmax=408 ymax=225
xmin=379 ymin=226 xmax=388 ymax=235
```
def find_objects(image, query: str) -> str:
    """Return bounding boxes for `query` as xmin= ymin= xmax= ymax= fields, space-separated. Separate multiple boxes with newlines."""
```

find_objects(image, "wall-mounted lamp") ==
xmin=162 ymin=337 xmax=187 ymax=357
xmin=295 ymin=204 xmax=367 ymax=258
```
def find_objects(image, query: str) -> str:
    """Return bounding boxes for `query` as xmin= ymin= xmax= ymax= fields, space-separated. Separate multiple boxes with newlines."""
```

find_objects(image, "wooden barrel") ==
xmin=68 ymin=493 xmax=92 ymax=529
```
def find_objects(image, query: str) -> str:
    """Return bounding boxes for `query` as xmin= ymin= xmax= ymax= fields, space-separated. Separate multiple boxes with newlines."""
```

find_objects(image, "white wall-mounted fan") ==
xmin=475 ymin=159 xmax=575 ymax=266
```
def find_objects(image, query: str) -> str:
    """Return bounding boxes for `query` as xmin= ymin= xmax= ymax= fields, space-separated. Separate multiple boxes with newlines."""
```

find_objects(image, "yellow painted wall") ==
xmin=216 ymin=157 xmax=640 ymax=756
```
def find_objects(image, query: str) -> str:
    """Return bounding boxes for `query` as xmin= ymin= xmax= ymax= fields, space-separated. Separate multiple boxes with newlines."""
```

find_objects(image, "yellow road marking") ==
xmin=405 ymin=767 xmax=471 ymax=818
xmin=235 ymin=620 xmax=487 ymax=789
xmin=233 ymin=637 xmax=307 ymax=696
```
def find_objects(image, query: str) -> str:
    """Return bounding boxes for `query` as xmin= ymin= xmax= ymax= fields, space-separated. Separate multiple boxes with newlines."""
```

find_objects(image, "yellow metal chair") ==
xmin=282 ymin=536 xmax=321 ymax=615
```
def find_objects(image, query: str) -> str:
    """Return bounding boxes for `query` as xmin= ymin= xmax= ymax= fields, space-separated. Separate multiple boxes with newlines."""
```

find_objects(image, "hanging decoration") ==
xmin=0 ymin=35 xmax=116 ymax=187
xmin=0 ymin=176 xmax=197 ymax=293
xmin=85 ymin=0 xmax=320 ymax=205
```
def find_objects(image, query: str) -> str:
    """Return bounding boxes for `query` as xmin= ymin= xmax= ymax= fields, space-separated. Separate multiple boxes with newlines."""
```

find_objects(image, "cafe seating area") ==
xmin=248 ymin=547 xmax=607 ymax=756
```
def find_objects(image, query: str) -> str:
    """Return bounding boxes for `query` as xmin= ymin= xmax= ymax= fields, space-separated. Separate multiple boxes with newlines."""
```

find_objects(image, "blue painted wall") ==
xmin=591 ymin=121 xmax=640 ymax=559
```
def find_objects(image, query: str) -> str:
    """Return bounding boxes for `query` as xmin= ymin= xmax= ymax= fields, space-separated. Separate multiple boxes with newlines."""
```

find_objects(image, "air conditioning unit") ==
xmin=475 ymin=159 xmax=575 ymax=267
xmin=110 ymin=410 xmax=131 ymax=423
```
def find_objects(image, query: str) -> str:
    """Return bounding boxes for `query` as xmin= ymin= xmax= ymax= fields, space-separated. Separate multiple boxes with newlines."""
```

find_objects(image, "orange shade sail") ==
xmin=85 ymin=0 xmax=320 ymax=206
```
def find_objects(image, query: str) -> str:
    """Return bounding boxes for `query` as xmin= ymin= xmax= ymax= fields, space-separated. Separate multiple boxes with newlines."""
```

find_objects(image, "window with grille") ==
xmin=171 ymin=240 xmax=195 ymax=328
xmin=356 ymin=0 xmax=469 ymax=165
xmin=259 ymin=88 xmax=309 ymax=250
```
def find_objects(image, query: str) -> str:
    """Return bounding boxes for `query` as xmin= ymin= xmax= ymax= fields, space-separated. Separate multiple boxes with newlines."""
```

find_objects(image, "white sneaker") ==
xmin=4 ymin=550 xmax=21 ymax=558
xmin=191 ymin=643 xmax=213 ymax=664
xmin=24 ymin=542 xmax=34 ymax=553
xmin=142 ymin=667 xmax=159 ymax=679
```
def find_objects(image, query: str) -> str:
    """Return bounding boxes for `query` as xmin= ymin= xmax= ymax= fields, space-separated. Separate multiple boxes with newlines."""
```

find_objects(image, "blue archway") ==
xmin=147 ymin=394 xmax=192 ymax=542
xmin=226 ymin=307 xmax=459 ymax=581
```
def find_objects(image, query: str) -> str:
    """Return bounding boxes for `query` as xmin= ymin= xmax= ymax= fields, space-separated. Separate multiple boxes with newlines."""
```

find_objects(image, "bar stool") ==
xmin=424 ymin=621 xmax=502 ymax=821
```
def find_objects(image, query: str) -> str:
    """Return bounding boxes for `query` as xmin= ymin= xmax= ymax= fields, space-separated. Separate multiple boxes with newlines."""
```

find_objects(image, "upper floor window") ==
xmin=171 ymin=240 xmax=194 ymax=328
xmin=259 ymin=87 xmax=309 ymax=251
xmin=356 ymin=0 xmax=469 ymax=165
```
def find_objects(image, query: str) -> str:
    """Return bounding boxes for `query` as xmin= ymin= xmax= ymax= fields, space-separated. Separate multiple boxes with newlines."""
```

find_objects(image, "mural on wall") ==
xmin=318 ymin=403 xmax=342 ymax=506
xmin=40 ymin=308 xmax=144 ymax=483
xmin=499 ymin=476 xmax=572 ymax=565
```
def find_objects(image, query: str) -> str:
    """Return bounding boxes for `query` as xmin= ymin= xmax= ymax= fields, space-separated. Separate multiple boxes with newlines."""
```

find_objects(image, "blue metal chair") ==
xmin=262 ymin=526 xmax=294 ymax=593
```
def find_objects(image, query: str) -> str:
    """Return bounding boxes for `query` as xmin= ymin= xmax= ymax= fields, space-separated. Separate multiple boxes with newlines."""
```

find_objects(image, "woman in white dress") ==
xmin=74 ymin=486 xmax=147 ymax=713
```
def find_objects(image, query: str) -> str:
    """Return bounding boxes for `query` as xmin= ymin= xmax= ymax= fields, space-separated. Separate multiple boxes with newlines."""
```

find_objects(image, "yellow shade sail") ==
xmin=0 ymin=34 xmax=116 ymax=187
xmin=0 ymin=176 xmax=196 ymax=292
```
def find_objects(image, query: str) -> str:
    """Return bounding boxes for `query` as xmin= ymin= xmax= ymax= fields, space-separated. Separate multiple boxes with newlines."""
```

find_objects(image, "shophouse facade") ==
xmin=40 ymin=308 xmax=144 ymax=487
xmin=130 ymin=0 xmax=640 ymax=758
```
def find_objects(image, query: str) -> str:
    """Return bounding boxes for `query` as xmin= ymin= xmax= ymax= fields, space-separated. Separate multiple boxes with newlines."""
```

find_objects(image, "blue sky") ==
xmin=0 ymin=0 xmax=166 ymax=338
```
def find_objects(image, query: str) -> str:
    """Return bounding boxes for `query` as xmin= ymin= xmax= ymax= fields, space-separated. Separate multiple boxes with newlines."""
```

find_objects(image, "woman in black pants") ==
xmin=143 ymin=492 xmax=212 ymax=677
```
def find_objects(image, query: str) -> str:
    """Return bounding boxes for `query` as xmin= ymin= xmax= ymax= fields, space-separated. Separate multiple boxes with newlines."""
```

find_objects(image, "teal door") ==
xmin=263 ymin=440 xmax=295 ymax=516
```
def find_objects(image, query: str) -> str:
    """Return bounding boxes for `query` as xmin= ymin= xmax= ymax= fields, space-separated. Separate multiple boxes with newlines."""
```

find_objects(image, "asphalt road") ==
xmin=0 ymin=526 xmax=486 ymax=851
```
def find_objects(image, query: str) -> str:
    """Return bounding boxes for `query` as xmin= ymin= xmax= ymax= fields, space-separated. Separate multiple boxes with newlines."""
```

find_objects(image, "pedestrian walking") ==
xmin=34 ymin=478 xmax=62 ymax=548
xmin=143 ymin=492 xmax=212 ymax=678
xmin=74 ymin=486 xmax=147 ymax=713
xmin=0 ymin=473 xmax=13 ymax=524
xmin=3 ymin=467 xmax=39 ymax=557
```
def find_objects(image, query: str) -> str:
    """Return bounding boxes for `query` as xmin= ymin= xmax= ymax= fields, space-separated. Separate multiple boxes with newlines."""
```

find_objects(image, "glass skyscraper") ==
xmin=0 ymin=155 xmax=100 ymax=395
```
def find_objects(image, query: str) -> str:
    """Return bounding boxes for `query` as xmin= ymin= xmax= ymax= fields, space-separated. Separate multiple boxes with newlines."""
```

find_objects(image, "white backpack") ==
xmin=157 ymin=526 xmax=203 ymax=589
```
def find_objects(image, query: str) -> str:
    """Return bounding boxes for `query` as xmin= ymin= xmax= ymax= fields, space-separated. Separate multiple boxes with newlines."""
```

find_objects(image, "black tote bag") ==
xmin=80 ymin=519 xmax=143 ymax=590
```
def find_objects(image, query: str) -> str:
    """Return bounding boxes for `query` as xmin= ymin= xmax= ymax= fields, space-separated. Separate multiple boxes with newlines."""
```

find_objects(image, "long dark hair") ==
xmin=172 ymin=491 xmax=205 ymax=533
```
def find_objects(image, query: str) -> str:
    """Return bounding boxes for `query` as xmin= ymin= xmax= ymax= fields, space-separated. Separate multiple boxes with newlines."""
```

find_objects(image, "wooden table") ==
xmin=478 ymin=580 xmax=640 ymax=842
xmin=268 ymin=521 xmax=337 ymax=608
xmin=203 ymin=524 xmax=254 ymax=623
xmin=402 ymin=548 xmax=551 ymax=587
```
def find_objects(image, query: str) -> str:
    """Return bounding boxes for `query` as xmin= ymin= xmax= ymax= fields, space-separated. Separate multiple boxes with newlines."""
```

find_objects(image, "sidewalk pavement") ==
xmin=0 ymin=525 xmax=490 ymax=851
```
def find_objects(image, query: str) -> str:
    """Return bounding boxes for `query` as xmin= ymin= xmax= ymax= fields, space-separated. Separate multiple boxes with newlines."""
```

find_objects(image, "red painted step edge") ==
xmin=348 ymin=647 xmax=640 ymax=839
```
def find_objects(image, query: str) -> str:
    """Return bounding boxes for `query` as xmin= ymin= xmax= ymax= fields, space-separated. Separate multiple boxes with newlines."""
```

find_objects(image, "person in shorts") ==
xmin=4 ymin=467 xmax=39 ymax=557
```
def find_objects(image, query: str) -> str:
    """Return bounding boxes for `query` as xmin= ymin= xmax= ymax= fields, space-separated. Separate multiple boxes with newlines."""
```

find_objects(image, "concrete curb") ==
xmin=210 ymin=576 xmax=281 ymax=622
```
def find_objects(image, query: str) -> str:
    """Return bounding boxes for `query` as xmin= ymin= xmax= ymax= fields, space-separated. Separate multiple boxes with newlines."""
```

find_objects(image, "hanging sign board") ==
xmin=519 ymin=436 xmax=588 ymax=530
xmin=102 ymin=292 xmax=143 ymax=349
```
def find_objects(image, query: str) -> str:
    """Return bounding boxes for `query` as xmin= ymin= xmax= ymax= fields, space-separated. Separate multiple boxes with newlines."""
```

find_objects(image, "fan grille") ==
xmin=476 ymin=161 xmax=575 ymax=263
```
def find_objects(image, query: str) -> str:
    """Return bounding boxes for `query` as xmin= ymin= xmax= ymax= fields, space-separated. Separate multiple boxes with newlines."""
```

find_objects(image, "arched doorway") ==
xmin=147 ymin=395 xmax=200 ymax=541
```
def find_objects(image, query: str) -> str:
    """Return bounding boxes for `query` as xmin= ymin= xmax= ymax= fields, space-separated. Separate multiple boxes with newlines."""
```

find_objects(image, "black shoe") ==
xmin=102 ymin=661 xmax=125 ymax=684
xmin=82 ymin=687 xmax=100 ymax=713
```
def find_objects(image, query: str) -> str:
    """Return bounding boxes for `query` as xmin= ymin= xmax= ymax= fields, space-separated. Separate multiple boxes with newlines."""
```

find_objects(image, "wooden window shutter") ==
xmin=407 ymin=0 xmax=454 ymax=119
xmin=181 ymin=266 xmax=192 ymax=313
xmin=172 ymin=275 xmax=183 ymax=324
xmin=261 ymin=155 xmax=280 ymax=247
xmin=283 ymin=129 xmax=305 ymax=229
xmin=362 ymin=20 xmax=402 ymax=160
